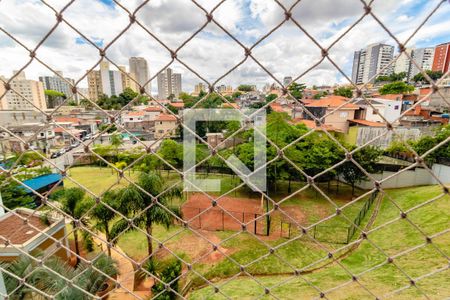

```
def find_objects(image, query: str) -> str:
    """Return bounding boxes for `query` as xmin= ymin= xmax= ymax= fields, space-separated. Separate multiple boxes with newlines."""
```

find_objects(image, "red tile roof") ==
xmin=54 ymin=117 xmax=81 ymax=124
xmin=305 ymin=96 xmax=359 ymax=109
xmin=125 ymin=111 xmax=145 ymax=116
xmin=348 ymin=119 xmax=385 ymax=127
xmin=169 ymin=102 xmax=185 ymax=108
xmin=144 ymin=106 xmax=162 ymax=112
xmin=270 ymin=103 xmax=285 ymax=112
xmin=156 ymin=114 xmax=177 ymax=122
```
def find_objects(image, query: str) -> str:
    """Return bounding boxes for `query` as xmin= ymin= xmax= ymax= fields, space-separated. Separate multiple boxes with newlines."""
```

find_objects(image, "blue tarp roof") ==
xmin=21 ymin=173 xmax=63 ymax=194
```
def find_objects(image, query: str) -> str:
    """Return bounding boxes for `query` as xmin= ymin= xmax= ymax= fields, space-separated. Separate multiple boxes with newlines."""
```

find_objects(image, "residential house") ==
xmin=302 ymin=96 xmax=359 ymax=133
xmin=6 ymin=124 xmax=56 ymax=152
xmin=154 ymin=114 xmax=178 ymax=139
xmin=0 ymin=208 xmax=69 ymax=262
xmin=353 ymin=98 xmax=402 ymax=124
xmin=401 ymin=105 xmax=449 ymax=127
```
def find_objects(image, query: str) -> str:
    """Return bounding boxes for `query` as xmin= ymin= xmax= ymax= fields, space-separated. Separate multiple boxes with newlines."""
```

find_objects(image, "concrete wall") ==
xmin=356 ymin=164 xmax=450 ymax=189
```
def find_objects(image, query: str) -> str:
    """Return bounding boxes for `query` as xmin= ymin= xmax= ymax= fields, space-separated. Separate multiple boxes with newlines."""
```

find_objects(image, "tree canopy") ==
xmin=375 ymin=72 xmax=407 ymax=83
xmin=379 ymin=81 xmax=415 ymax=95
xmin=412 ymin=70 xmax=443 ymax=83
xmin=334 ymin=87 xmax=353 ymax=98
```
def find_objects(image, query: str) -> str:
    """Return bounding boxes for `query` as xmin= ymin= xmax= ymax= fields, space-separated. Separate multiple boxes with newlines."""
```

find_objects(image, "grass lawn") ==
xmin=189 ymin=185 xmax=450 ymax=299
xmin=64 ymin=166 xmax=139 ymax=195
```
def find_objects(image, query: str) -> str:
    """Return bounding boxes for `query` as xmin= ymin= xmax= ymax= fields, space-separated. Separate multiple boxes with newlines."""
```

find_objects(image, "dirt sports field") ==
xmin=182 ymin=193 xmax=267 ymax=235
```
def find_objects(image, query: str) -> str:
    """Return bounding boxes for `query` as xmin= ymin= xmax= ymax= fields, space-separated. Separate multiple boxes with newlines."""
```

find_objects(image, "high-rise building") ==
xmin=99 ymin=61 xmax=123 ymax=97
xmin=409 ymin=47 xmax=435 ymax=79
xmin=87 ymin=61 xmax=127 ymax=101
xmin=394 ymin=48 xmax=414 ymax=76
xmin=0 ymin=71 xmax=47 ymax=111
xmin=193 ymin=83 xmax=205 ymax=96
xmin=157 ymin=68 xmax=182 ymax=100
xmin=283 ymin=76 xmax=293 ymax=86
xmin=432 ymin=42 xmax=450 ymax=74
xmin=87 ymin=70 xmax=102 ymax=101
xmin=118 ymin=66 xmax=138 ymax=92
xmin=39 ymin=71 xmax=77 ymax=107
xmin=352 ymin=43 xmax=395 ymax=84
xmin=129 ymin=57 xmax=150 ymax=92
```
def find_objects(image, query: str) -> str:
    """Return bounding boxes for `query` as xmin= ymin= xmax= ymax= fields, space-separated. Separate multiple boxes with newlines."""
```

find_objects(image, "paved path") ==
xmin=92 ymin=233 xmax=150 ymax=299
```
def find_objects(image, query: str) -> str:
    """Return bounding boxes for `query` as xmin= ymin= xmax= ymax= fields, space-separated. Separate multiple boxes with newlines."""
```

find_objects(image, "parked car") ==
xmin=58 ymin=148 xmax=66 ymax=155
xmin=71 ymin=142 xmax=80 ymax=148
xmin=50 ymin=152 xmax=60 ymax=159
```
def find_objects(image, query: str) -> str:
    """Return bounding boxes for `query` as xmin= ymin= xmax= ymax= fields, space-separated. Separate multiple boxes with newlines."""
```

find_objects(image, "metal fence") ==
xmin=0 ymin=0 xmax=450 ymax=300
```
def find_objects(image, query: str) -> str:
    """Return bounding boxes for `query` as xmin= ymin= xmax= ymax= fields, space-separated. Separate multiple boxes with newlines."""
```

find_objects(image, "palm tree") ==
xmin=89 ymin=190 xmax=119 ymax=257
xmin=112 ymin=172 xmax=181 ymax=258
xmin=60 ymin=187 xmax=89 ymax=265
xmin=1 ymin=253 xmax=118 ymax=299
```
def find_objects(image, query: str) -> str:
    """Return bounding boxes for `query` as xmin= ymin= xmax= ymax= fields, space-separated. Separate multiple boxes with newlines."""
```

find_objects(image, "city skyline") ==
xmin=0 ymin=0 xmax=449 ymax=93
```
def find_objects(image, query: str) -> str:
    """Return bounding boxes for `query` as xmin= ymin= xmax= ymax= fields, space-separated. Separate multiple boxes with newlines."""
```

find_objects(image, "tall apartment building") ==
xmin=99 ymin=61 xmax=123 ymax=97
xmin=394 ymin=48 xmax=413 ymax=75
xmin=409 ymin=47 xmax=435 ymax=79
xmin=193 ymin=83 xmax=205 ymax=96
xmin=87 ymin=69 xmax=102 ymax=101
xmin=87 ymin=61 xmax=135 ymax=101
xmin=0 ymin=71 xmax=47 ymax=111
xmin=118 ymin=66 xmax=138 ymax=92
xmin=352 ymin=43 xmax=395 ymax=84
xmin=157 ymin=68 xmax=182 ymax=100
xmin=283 ymin=76 xmax=293 ymax=86
xmin=39 ymin=71 xmax=77 ymax=107
xmin=129 ymin=57 xmax=150 ymax=92
xmin=432 ymin=42 xmax=450 ymax=74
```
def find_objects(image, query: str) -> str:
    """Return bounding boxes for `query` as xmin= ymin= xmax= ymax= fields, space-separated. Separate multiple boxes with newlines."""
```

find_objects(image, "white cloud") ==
xmin=0 ymin=0 xmax=448 ymax=93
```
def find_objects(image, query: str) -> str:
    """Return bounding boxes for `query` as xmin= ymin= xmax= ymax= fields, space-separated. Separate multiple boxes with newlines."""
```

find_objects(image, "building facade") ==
xmin=87 ymin=69 xmax=102 ymax=101
xmin=0 ymin=71 xmax=47 ymax=111
xmin=39 ymin=72 xmax=77 ymax=107
xmin=394 ymin=48 xmax=414 ymax=78
xmin=352 ymin=43 xmax=395 ymax=84
xmin=409 ymin=47 xmax=435 ymax=80
xmin=157 ymin=68 xmax=182 ymax=100
xmin=432 ymin=42 xmax=450 ymax=74
xmin=129 ymin=57 xmax=149 ymax=92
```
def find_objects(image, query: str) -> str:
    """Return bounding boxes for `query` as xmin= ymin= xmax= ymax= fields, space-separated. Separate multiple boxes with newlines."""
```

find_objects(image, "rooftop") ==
xmin=304 ymin=96 xmax=359 ymax=109
xmin=21 ymin=173 xmax=62 ymax=194
xmin=156 ymin=114 xmax=177 ymax=122
xmin=348 ymin=119 xmax=386 ymax=127
xmin=125 ymin=111 xmax=145 ymax=117
xmin=0 ymin=210 xmax=50 ymax=244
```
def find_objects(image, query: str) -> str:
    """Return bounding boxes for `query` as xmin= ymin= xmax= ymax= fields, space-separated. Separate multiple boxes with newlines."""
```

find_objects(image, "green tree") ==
xmin=158 ymin=140 xmax=183 ymax=169
xmin=113 ymin=172 xmax=181 ymax=258
xmin=265 ymin=93 xmax=278 ymax=102
xmin=237 ymin=84 xmax=254 ymax=92
xmin=110 ymin=132 xmax=124 ymax=159
xmin=338 ymin=146 xmax=383 ymax=195
xmin=151 ymin=260 xmax=182 ymax=300
xmin=379 ymin=81 xmax=415 ymax=95
xmin=45 ymin=89 xmax=66 ymax=108
xmin=334 ymin=87 xmax=353 ymax=98
xmin=89 ymin=190 xmax=119 ymax=257
xmin=1 ymin=253 xmax=118 ymax=299
xmin=375 ymin=72 xmax=407 ymax=83
xmin=412 ymin=70 xmax=443 ymax=83
xmin=287 ymin=82 xmax=306 ymax=99
xmin=60 ymin=187 xmax=89 ymax=264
